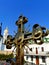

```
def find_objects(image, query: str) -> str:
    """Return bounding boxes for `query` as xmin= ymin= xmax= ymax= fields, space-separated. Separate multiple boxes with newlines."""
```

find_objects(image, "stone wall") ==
xmin=0 ymin=50 xmax=12 ymax=55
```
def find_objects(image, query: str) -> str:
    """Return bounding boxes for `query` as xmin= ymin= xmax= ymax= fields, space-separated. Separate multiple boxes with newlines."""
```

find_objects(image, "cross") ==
xmin=4 ymin=15 xmax=49 ymax=65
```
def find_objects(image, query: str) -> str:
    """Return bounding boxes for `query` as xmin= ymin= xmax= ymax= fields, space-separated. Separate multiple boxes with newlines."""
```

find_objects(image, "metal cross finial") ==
xmin=4 ymin=15 xmax=49 ymax=65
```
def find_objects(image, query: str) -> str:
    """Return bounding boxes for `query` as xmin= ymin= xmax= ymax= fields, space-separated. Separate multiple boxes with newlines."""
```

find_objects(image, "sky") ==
xmin=0 ymin=0 xmax=49 ymax=36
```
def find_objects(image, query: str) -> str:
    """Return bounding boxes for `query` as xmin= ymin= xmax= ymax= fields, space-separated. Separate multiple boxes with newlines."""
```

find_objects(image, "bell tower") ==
xmin=0 ymin=23 xmax=3 ymax=50
xmin=0 ymin=23 xmax=2 ymax=36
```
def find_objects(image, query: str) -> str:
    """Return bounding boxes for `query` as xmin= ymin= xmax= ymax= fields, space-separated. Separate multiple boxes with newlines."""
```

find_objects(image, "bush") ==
xmin=0 ymin=53 xmax=13 ymax=60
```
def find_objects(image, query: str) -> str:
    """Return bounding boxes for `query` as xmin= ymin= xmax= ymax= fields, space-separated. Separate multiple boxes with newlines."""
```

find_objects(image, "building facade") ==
xmin=24 ymin=35 xmax=49 ymax=65
xmin=0 ymin=23 xmax=5 ymax=51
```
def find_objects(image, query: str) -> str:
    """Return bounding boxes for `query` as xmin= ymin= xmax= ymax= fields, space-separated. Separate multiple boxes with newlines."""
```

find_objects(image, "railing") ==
xmin=24 ymin=52 xmax=49 ymax=57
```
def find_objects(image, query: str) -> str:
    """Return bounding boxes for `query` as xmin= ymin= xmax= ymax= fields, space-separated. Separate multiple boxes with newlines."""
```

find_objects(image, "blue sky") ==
xmin=0 ymin=0 xmax=49 ymax=36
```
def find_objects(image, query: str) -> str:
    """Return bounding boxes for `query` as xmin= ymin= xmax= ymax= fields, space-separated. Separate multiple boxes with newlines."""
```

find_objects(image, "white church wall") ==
xmin=46 ymin=57 xmax=49 ymax=65
xmin=24 ymin=42 xmax=49 ymax=65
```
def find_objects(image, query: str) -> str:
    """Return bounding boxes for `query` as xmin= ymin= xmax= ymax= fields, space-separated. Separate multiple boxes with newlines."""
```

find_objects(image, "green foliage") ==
xmin=0 ymin=53 xmax=13 ymax=60
xmin=28 ymin=40 xmax=34 ymax=44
